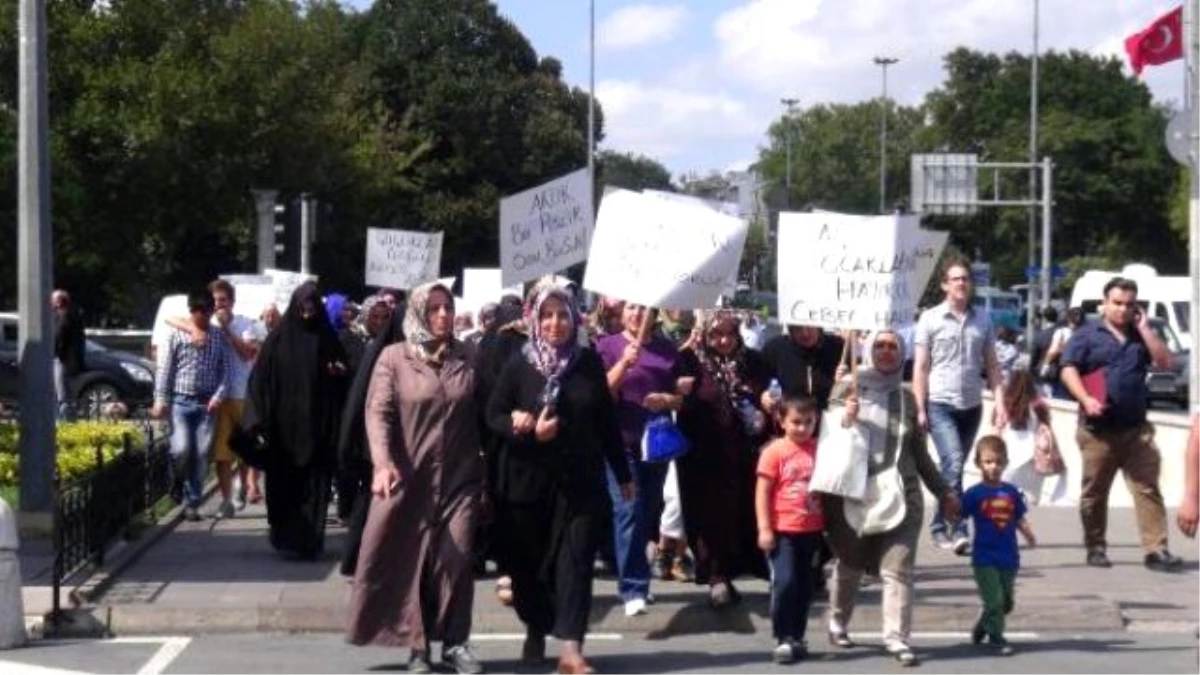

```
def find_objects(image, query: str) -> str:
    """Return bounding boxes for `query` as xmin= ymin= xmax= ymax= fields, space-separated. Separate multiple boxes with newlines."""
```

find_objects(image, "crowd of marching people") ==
xmin=146 ymin=256 xmax=1199 ymax=673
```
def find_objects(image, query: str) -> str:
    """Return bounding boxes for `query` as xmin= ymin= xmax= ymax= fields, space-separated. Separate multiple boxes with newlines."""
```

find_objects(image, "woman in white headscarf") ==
xmin=823 ymin=329 xmax=961 ymax=666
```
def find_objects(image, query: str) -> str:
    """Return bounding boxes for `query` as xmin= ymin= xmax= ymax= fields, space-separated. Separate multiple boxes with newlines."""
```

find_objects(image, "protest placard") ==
xmin=777 ymin=212 xmax=947 ymax=331
xmin=364 ymin=228 xmax=443 ymax=290
xmin=500 ymin=167 xmax=593 ymax=287
xmin=263 ymin=268 xmax=318 ymax=310
xmin=583 ymin=190 xmax=748 ymax=310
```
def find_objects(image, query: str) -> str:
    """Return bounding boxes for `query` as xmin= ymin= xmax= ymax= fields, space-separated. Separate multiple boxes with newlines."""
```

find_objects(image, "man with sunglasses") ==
xmin=151 ymin=290 xmax=235 ymax=521
xmin=914 ymin=257 xmax=1007 ymax=556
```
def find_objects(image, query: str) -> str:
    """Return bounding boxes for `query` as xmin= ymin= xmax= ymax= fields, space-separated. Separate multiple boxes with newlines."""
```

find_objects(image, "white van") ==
xmin=1068 ymin=264 xmax=1191 ymax=345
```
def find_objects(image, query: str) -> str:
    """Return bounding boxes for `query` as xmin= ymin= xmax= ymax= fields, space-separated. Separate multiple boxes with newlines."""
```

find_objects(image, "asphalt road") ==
xmin=1 ymin=631 xmax=1196 ymax=674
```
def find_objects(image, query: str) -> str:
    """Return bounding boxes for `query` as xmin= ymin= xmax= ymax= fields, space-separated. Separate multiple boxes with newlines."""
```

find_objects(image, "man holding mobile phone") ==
xmin=1060 ymin=276 xmax=1181 ymax=572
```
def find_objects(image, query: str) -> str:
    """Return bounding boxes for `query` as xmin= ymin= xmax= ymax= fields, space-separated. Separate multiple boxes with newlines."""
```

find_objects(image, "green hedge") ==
xmin=0 ymin=421 xmax=147 ymax=486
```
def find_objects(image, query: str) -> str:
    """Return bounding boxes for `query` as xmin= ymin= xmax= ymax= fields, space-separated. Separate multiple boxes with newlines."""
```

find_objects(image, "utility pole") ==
xmin=252 ymin=189 xmax=278 ymax=273
xmin=17 ymin=0 xmax=55 ymax=531
xmin=1027 ymin=0 xmax=1041 ymax=346
xmin=588 ymin=0 xmax=596 ymax=183
xmin=780 ymin=97 xmax=800 ymax=209
xmin=1186 ymin=0 xmax=1200 ymax=414
xmin=874 ymin=56 xmax=899 ymax=214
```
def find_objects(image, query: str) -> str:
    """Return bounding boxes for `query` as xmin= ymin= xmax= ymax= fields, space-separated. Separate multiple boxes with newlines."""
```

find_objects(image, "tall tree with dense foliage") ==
xmin=596 ymin=150 xmax=674 ymax=192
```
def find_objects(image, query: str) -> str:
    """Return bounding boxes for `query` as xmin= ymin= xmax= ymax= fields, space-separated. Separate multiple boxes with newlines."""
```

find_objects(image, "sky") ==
xmin=352 ymin=1 xmax=1187 ymax=179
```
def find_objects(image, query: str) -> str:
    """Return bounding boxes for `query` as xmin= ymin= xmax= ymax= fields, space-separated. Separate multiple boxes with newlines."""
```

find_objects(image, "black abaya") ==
xmin=249 ymin=282 xmax=349 ymax=559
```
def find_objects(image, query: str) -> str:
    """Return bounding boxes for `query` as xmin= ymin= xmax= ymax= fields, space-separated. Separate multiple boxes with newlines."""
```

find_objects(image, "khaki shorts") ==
xmin=212 ymin=399 xmax=246 ymax=464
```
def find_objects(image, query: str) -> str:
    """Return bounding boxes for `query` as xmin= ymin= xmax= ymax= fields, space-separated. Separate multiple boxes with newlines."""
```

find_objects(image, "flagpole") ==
xmin=1188 ymin=0 xmax=1200 ymax=415
xmin=588 ymin=0 xmax=596 ymax=183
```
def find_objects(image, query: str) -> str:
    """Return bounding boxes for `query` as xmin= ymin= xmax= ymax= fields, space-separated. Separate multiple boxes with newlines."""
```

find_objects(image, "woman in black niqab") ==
xmin=249 ymin=281 xmax=350 ymax=560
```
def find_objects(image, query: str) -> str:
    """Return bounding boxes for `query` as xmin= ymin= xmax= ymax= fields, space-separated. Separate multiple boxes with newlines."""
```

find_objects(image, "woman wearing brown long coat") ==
xmin=345 ymin=282 xmax=484 ymax=675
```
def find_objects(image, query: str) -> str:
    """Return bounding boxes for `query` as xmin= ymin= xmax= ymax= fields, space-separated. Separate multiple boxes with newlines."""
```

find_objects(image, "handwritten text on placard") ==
xmin=777 ymin=213 xmax=947 ymax=331
xmin=583 ymin=190 xmax=747 ymax=310
xmin=500 ymin=168 xmax=593 ymax=286
xmin=365 ymin=228 xmax=443 ymax=290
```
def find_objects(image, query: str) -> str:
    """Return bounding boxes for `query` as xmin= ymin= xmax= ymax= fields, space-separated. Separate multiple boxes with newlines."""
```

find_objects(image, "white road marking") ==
xmin=897 ymin=631 xmax=1040 ymax=640
xmin=471 ymin=633 xmax=624 ymax=641
xmin=134 ymin=636 xmax=191 ymax=675
xmin=0 ymin=662 xmax=92 ymax=675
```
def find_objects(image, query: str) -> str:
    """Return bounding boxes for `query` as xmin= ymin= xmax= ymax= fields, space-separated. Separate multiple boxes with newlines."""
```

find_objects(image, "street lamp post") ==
xmin=17 ymin=0 xmax=55 ymax=531
xmin=873 ymin=56 xmax=899 ymax=214
xmin=588 ymin=0 xmax=596 ymax=182
xmin=780 ymin=97 xmax=799 ymax=209
xmin=1027 ymin=0 xmax=1041 ymax=343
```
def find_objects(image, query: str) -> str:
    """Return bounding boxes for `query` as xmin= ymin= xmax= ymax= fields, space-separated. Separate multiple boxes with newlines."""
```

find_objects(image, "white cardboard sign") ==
xmin=364 ymin=228 xmax=443 ymax=290
xmin=500 ymin=167 xmax=593 ymax=287
xmin=263 ymin=268 xmax=318 ymax=310
xmin=777 ymin=212 xmax=948 ymax=331
xmin=583 ymin=189 xmax=748 ymax=310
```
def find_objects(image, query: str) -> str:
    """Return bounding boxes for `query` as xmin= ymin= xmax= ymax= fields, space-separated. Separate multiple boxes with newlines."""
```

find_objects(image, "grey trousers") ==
xmin=825 ymin=498 xmax=922 ymax=648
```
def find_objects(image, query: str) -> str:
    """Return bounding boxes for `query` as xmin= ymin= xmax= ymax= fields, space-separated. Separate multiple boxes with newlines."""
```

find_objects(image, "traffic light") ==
xmin=272 ymin=196 xmax=302 ymax=271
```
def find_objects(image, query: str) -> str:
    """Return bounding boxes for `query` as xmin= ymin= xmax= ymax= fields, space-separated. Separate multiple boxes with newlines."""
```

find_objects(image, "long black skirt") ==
xmin=266 ymin=461 xmax=330 ymax=560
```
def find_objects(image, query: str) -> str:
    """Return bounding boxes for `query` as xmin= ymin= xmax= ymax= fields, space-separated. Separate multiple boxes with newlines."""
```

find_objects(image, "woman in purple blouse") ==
xmin=596 ymin=302 xmax=684 ymax=617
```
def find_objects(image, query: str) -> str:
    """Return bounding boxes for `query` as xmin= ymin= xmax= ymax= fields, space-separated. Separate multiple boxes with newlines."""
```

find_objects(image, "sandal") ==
xmin=890 ymin=646 xmax=919 ymax=667
xmin=495 ymin=576 xmax=514 ymax=606
xmin=828 ymin=630 xmax=856 ymax=648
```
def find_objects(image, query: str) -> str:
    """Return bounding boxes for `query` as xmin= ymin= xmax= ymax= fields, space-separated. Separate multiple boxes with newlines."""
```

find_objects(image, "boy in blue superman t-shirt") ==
xmin=962 ymin=435 xmax=1037 ymax=656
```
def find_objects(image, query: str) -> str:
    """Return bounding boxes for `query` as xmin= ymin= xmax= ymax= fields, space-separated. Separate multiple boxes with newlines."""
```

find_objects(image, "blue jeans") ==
xmin=170 ymin=398 xmax=215 ymax=509
xmin=768 ymin=531 xmax=822 ymax=643
xmin=927 ymin=402 xmax=982 ymax=538
xmin=605 ymin=454 xmax=667 ymax=602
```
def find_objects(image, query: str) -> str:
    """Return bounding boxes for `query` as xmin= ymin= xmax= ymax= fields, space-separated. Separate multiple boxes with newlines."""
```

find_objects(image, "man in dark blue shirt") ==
xmin=1060 ymin=276 xmax=1180 ymax=572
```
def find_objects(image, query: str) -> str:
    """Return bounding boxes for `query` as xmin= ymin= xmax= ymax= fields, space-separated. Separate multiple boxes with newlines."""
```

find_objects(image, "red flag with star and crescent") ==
xmin=1125 ymin=5 xmax=1184 ymax=76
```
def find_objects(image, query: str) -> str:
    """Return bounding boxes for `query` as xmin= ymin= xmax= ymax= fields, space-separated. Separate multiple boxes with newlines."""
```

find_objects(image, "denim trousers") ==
xmin=605 ymin=453 xmax=667 ymax=602
xmin=927 ymin=402 xmax=981 ymax=538
xmin=170 ymin=398 xmax=215 ymax=509
xmin=768 ymin=531 xmax=823 ymax=643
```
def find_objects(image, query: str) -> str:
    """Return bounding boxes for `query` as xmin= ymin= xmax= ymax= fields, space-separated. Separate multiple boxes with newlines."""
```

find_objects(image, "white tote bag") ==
xmin=810 ymin=411 xmax=869 ymax=500
xmin=842 ymin=393 xmax=909 ymax=536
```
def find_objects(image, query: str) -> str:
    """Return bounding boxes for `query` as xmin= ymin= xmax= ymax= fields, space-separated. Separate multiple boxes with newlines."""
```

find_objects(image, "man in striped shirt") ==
xmin=151 ymin=290 xmax=234 ymax=521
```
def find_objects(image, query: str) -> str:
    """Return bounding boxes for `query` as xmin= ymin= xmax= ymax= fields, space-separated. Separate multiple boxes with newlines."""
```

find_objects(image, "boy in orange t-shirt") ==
xmin=756 ymin=395 xmax=825 ymax=664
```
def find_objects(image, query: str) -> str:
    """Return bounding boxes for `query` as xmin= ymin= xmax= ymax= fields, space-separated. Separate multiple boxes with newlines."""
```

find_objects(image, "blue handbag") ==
xmin=640 ymin=413 xmax=691 ymax=463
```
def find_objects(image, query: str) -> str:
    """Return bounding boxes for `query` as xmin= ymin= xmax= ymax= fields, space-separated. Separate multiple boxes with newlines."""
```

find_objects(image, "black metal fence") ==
xmin=51 ymin=423 xmax=171 ymax=617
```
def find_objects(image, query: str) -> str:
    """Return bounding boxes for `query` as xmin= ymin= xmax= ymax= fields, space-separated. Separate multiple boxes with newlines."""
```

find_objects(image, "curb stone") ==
xmin=40 ymin=479 xmax=219 ymax=638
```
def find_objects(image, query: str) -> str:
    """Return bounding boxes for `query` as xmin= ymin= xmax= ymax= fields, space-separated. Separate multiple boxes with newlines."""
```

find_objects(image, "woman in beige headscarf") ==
xmin=345 ymin=282 xmax=485 ymax=675
xmin=823 ymin=329 xmax=960 ymax=667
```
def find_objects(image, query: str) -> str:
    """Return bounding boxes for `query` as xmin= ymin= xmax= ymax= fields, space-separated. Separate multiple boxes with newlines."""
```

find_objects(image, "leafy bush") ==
xmin=0 ymin=421 xmax=147 ymax=486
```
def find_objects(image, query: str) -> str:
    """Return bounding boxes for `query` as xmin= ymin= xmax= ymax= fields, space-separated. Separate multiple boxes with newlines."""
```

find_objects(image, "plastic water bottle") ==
xmin=767 ymin=378 xmax=783 ymax=403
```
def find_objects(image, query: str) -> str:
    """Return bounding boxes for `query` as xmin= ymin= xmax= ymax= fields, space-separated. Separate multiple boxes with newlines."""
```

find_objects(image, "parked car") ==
xmin=1144 ymin=317 xmax=1190 ymax=409
xmin=0 ymin=312 xmax=156 ymax=418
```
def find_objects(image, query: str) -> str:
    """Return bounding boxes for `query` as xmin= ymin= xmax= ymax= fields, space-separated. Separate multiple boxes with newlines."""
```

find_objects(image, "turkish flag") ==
xmin=1124 ymin=5 xmax=1183 ymax=76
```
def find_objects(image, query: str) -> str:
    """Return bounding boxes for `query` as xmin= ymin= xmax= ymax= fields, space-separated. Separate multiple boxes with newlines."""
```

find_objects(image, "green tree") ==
xmin=596 ymin=150 xmax=674 ymax=192
xmin=757 ymin=101 xmax=924 ymax=215
xmin=359 ymin=0 xmax=601 ymax=274
xmin=920 ymin=48 xmax=1183 ymax=288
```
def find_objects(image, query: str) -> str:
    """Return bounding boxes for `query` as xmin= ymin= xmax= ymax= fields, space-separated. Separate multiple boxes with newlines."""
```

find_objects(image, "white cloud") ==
xmin=595 ymin=79 xmax=761 ymax=160
xmin=712 ymin=0 xmax=1183 ymax=107
xmin=597 ymin=4 xmax=688 ymax=52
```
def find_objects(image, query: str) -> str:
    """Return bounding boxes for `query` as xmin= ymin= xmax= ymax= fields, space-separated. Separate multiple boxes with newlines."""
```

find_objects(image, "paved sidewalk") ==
xmin=53 ymin=496 xmax=1200 ymax=638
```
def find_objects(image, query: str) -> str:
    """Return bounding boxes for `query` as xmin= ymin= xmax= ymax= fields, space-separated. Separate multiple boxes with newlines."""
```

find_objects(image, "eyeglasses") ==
xmin=945 ymin=275 xmax=970 ymax=283
xmin=875 ymin=341 xmax=900 ymax=350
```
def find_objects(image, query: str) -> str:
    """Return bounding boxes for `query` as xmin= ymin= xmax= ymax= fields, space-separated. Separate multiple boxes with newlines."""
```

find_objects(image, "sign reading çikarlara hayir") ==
xmin=777 ymin=212 xmax=947 ymax=331
xmin=499 ymin=167 xmax=593 ymax=287
xmin=364 ymin=228 xmax=443 ymax=290
xmin=583 ymin=189 xmax=748 ymax=310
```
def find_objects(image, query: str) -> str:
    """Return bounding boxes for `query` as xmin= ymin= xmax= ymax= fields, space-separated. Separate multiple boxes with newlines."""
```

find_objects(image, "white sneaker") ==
xmin=216 ymin=500 xmax=236 ymax=520
xmin=952 ymin=535 xmax=971 ymax=556
xmin=624 ymin=598 xmax=647 ymax=617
